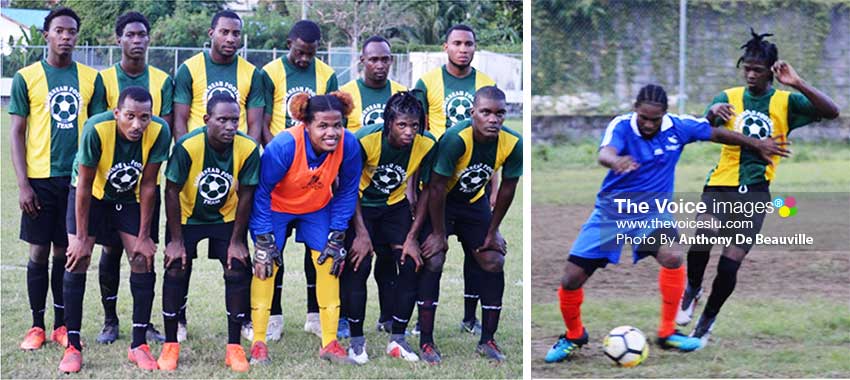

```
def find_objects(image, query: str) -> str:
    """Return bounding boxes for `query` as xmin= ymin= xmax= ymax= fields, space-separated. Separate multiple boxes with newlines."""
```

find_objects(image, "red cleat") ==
xmin=157 ymin=342 xmax=180 ymax=371
xmin=58 ymin=346 xmax=82 ymax=373
xmin=20 ymin=327 xmax=46 ymax=350
xmin=128 ymin=344 xmax=159 ymax=370
xmin=250 ymin=341 xmax=270 ymax=365
xmin=319 ymin=340 xmax=356 ymax=365
xmin=51 ymin=326 xmax=68 ymax=347
xmin=225 ymin=344 xmax=250 ymax=372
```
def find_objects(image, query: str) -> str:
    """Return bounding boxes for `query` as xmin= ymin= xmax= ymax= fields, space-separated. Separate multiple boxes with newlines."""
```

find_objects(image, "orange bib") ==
xmin=270 ymin=124 xmax=345 ymax=214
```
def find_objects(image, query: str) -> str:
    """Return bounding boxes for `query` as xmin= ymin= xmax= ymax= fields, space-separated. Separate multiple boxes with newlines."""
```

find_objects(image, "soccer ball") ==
xmin=372 ymin=166 xmax=403 ymax=191
xmin=108 ymin=166 xmax=140 ymax=192
xmin=458 ymin=166 xmax=491 ymax=193
xmin=363 ymin=110 xmax=384 ymax=126
xmin=52 ymin=94 xmax=78 ymax=122
xmin=447 ymin=97 xmax=473 ymax=123
xmin=742 ymin=116 xmax=770 ymax=139
xmin=602 ymin=326 xmax=649 ymax=367
xmin=199 ymin=173 xmax=230 ymax=201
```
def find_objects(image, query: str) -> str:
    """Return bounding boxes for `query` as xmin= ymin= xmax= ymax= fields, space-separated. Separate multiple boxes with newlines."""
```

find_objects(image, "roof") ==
xmin=1 ymin=8 xmax=49 ymax=29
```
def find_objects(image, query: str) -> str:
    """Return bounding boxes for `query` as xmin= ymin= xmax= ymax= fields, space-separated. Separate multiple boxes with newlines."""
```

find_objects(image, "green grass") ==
xmin=0 ymin=110 xmax=523 ymax=378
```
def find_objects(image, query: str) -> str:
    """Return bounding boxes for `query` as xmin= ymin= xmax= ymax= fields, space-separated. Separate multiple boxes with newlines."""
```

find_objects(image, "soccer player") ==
xmin=418 ymin=86 xmax=522 ymax=364
xmin=9 ymin=6 xmax=106 ymax=352
xmin=96 ymin=10 xmax=173 ymax=345
xmin=249 ymin=92 xmax=362 ymax=365
xmin=678 ymin=30 xmax=839 ymax=345
xmin=157 ymin=94 xmax=259 ymax=372
xmin=342 ymin=91 xmax=436 ymax=364
xmin=414 ymin=24 xmax=497 ymax=333
xmin=543 ymin=85 xmax=791 ymax=364
xmin=339 ymin=35 xmax=408 ymax=335
xmin=260 ymin=19 xmax=339 ymax=341
xmin=172 ymin=9 xmax=264 ymax=339
xmin=60 ymin=86 xmax=171 ymax=372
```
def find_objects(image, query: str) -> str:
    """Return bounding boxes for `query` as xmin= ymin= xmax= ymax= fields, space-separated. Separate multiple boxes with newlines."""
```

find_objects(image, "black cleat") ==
xmin=96 ymin=320 xmax=119 ymax=344
xmin=146 ymin=323 xmax=165 ymax=343
xmin=690 ymin=313 xmax=716 ymax=347
xmin=476 ymin=339 xmax=506 ymax=363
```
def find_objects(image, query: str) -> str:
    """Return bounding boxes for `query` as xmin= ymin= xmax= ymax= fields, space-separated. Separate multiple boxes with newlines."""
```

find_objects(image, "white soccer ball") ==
xmin=602 ymin=325 xmax=649 ymax=367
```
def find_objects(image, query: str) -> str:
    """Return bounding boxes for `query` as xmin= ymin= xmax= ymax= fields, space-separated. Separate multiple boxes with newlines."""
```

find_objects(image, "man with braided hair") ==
xmin=544 ymin=84 xmax=792 ymax=364
xmin=677 ymin=29 xmax=839 ymax=346
xmin=249 ymin=91 xmax=362 ymax=365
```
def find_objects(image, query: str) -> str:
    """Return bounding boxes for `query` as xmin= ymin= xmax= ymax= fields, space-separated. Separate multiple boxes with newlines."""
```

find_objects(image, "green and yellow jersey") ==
xmin=414 ymin=65 xmax=495 ymax=138
xmin=262 ymin=57 xmax=338 ymax=135
xmin=165 ymin=127 xmax=260 ymax=225
xmin=431 ymin=120 xmax=522 ymax=204
xmin=174 ymin=51 xmax=264 ymax=133
xmin=101 ymin=63 xmax=174 ymax=117
xmin=705 ymin=86 xmax=821 ymax=186
xmin=71 ymin=111 xmax=171 ymax=203
xmin=356 ymin=123 xmax=436 ymax=207
xmin=340 ymin=78 xmax=407 ymax=133
xmin=8 ymin=60 xmax=107 ymax=178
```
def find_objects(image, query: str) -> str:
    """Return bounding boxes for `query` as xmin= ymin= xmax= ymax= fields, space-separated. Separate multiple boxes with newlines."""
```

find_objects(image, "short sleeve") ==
xmin=8 ymin=73 xmax=29 ymax=116
xmin=261 ymin=70 xmax=275 ymax=115
xmin=164 ymin=143 xmax=190 ymax=186
xmin=502 ymin=136 xmax=523 ymax=179
xmin=413 ymin=79 xmax=428 ymax=114
xmin=173 ymin=64 xmax=193 ymax=105
xmin=147 ymin=123 xmax=172 ymax=164
xmin=326 ymin=73 xmax=339 ymax=92
xmin=703 ymin=92 xmax=729 ymax=126
xmin=78 ymin=122 xmax=102 ymax=168
xmin=88 ymin=74 xmax=108 ymax=115
xmin=432 ymin=132 xmax=465 ymax=178
xmin=676 ymin=115 xmax=712 ymax=144
xmin=160 ymin=75 xmax=175 ymax=115
xmin=238 ymin=145 xmax=261 ymax=186
xmin=599 ymin=117 xmax=628 ymax=154
xmin=247 ymin=69 xmax=265 ymax=109
xmin=788 ymin=93 xmax=820 ymax=131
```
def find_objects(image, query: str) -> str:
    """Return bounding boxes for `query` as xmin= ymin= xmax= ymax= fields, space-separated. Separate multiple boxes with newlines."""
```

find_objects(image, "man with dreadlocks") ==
xmin=341 ymin=91 xmax=437 ymax=364
xmin=544 ymin=84 xmax=791 ymax=363
xmin=677 ymin=29 xmax=839 ymax=346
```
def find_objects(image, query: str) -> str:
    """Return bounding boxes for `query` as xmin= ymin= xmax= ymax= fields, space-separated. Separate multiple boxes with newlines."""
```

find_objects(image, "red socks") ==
xmin=658 ymin=266 xmax=686 ymax=337
xmin=558 ymin=287 xmax=584 ymax=340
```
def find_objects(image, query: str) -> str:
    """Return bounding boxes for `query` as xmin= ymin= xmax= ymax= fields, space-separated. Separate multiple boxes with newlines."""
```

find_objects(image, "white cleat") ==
xmin=267 ymin=314 xmax=283 ymax=341
xmin=241 ymin=321 xmax=254 ymax=341
xmin=676 ymin=286 xmax=703 ymax=326
xmin=348 ymin=343 xmax=369 ymax=365
xmin=303 ymin=313 xmax=322 ymax=338
xmin=177 ymin=322 xmax=188 ymax=343
xmin=386 ymin=340 xmax=419 ymax=362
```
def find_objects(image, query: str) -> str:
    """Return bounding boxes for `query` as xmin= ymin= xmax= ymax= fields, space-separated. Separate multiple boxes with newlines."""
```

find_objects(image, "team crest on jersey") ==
xmin=362 ymin=103 xmax=386 ymax=126
xmin=106 ymin=161 xmax=142 ymax=193
xmin=457 ymin=163 xmax=493 ymax=193
xmin=195 ymin=168 xmax=233 ymax=205
xmin=444 ymin=90 xmax=474 ymax=126
xmin=285 ymin=86 xmax=316 ymax=127
xmin=371 ymin=163 xmax=406 ymax=194
xmin=735 ymin=110 xmax=773 ymax=140
xmin=204 ymin=81 xmax=240 ymax=102
xmin=47 ymin=86 xmax=82 ymax=129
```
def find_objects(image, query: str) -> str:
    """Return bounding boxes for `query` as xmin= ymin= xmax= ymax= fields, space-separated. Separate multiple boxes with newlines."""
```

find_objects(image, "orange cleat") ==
xmin=20 ymin=327 xmax=46 ymax=350
xmin=51 ymin=326 xmax=68 ymax=347
xmin=157 ymin=342 xmax=180 ymax=371
xmin=250 ymin=341 xmax=270 ymax=365
xmin=58 ymin=346 xmax=82 ymax=373
xmin=128 ymin=344 xmax=159 ymax=370
xmin=319 ymin=340 xmax=356 ymax=365
xmin=225 ymin=344 xmax=250 ymax=372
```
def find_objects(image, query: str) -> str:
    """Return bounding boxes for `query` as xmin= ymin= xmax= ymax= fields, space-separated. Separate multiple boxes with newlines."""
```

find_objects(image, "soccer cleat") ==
xmin=20 ymin=326 xmax=46 ymax=350
xmin=304 ymin=313 xmax=322 ymax=338
xmin=544 ymin=328 xmax=589 ymax=363
xmin=657 ymin=330 xmax=704 ymax=352
xmin=58 ymin=346 xmax=82 ymax=373
xmin=386 ymin=339 xmax=419 ymax=362
xmin=460 ymin=318 xmax=482 ymax=335
xmin=319 ymin=340 xmax=357 ymax=365
xmin=376 ymin=319 xmax=393 ymax=333
xmin=267 ymin=315 xmax=283 ymax=341
xmin=411 ymin=321 xmax=421 ymax=336
xmin=337 ymin=318 xmax=351 ymax=339
xmin=676 ymin=285 xmax=703 ymax=326
xmin=348 ymin=340 xmax=368 ymax=365
xmin=477 ymin=339 xmax=507 ymax=363
xmin=241 ymin=321 xmax=254 ymax=342
xmin=96 ymin=321 xmax=119 ymax=344
xmin=225 ymin=344 xmax=250 ymax=372
xmin=146 ymin=323 xmax=166 ymax=343
xmin=420 ymin=342 xmax=441 ymax=364
xmin=177 ymin=322 xmax=188 ymax=343
xmin=128 ymin=344 xmax=159 ymax=370
xmin=157 ymin=342 xmax=180 ymax=371
xmin=690 ymin=313 xmax=717 ymax=347
xmin=51 ymin=326 xmax=69 ymax=347
xmin=250 ymin=341 xmax=270 ymax=365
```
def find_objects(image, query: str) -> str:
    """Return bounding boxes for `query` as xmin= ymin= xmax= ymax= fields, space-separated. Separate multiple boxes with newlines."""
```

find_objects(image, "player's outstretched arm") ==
xmin=163 ymin=180 xmax=187 ymax=271
xmin=710 ymin=128 xmax=791 ymax=164
xmin=772 ymin=61 xmax=840 ymax=119
xmin=598 ymin=146 xmax=638 ymax=174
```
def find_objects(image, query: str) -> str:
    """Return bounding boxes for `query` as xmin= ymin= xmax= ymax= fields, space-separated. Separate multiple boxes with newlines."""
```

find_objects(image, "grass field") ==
xmin=531 ymin=138 xmax=850 ymax=378
xmin=0 ymin=110 xmax=523 ymax=379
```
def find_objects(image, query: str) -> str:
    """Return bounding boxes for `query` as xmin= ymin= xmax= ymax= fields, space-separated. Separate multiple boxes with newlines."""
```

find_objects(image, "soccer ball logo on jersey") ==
xmin=445 ymin=90 xmax=474 ymax=126
xmin=371 ymin=163 xmax=406 ymax=194
xmin=195 ymin=168 xmax=233 ymax=205
xmin=457 ymin=163 xmax=493 ymax=193
xmin=362 ymin=103 xmax=386 ymax=126
xmin=106 ymin=161 xmax=142 ymax=193
xmin=47 ymin=86 xmax=82 ymax=129
xmin=735 ymin=110 xmax=773 ymax=140
xmin=285 ymin=87 xmax=316 ymax=127
xmin=204 ymin=81 xmax=240 ymax=103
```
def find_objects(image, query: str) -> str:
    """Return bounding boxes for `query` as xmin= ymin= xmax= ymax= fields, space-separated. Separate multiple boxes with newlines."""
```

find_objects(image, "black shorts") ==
xmin=66 ymin=187 xmax=159 ymax=246
xmin=20 ymin=177 xmax=70 ymax=246
xmin=346 ymin=201 xmax=412 ymax=248
xmin=700 ymin=182 xmax=771 ymax=252
xmin=420 ymin=196 xmax=492 ymax=253
xmin=165 ymin=222 xmax=237 ymax=260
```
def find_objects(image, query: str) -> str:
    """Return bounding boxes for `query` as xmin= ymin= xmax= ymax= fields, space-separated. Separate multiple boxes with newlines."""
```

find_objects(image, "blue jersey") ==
xmin=595 ymin=112 xmax=712 ymax=214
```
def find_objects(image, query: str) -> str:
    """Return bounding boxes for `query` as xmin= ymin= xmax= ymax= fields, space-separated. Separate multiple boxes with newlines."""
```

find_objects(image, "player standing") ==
xmin=10 ymin=6 xmax=106 ymax=352
xmin=678 ymin=30 xmax=839 ymax=345
xmin=543 ymin=85 xmax=790 ymax=363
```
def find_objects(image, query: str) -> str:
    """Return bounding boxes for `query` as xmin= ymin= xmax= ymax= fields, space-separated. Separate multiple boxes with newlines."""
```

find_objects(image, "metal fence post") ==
xmin=678 ymin=0 xmax=687 ymax=115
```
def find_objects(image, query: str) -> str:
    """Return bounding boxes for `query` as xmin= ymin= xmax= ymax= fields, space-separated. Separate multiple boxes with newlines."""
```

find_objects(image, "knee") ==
xmin=29 ymin=246 xmax=50 ymax=265
xmin=70 ymin=257 xmax=91 ymax=274
xmin=224 ymin=263 xmax=251 ymax=284
xmin=424 ymin=253 xmax=446 ymax=272
xmin=560 ymin=262 xmax=588 ymax=290
xmin=129 ymin=255 xmax=151 ymax=273
xmin=560 ymin=273 xmax=582 ymax=290
xmin=722 ymin=246 xmax=747 ymax=263
xmin=657 ymin=248 xmax=684 ymax=269
xmin=477 ymin=251 xmax=505 ymax=273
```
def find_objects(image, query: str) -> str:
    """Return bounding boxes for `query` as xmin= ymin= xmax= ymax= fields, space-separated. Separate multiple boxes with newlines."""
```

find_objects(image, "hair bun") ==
xmin=328 ymin=91 xmax=354 ymax=117
xmin=289 ymin=92 xmax=311 ymax=122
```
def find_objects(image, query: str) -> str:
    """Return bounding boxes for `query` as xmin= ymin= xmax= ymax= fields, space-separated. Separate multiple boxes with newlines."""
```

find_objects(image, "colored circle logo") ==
xmin=774 ymin=196 xmax=798 ymax=218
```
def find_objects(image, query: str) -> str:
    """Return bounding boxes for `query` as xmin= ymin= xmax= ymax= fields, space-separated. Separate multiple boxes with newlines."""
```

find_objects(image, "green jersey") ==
xmin=414 ymin=65 xmax=495 ymax=138
xmin=340 ymin=78 xmax=407 ymax=133
xmin=101 ymin=63 xmax=174 ymax=116
xmin=262 ymin=57 xmax=339 ymax=135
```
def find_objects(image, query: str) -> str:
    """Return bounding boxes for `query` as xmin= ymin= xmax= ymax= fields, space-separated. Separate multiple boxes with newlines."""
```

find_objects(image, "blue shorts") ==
xmin=268 ymin=206 xmax=331 ymax=252
xmin=569 ymin=209 xmax=676 ymax=265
